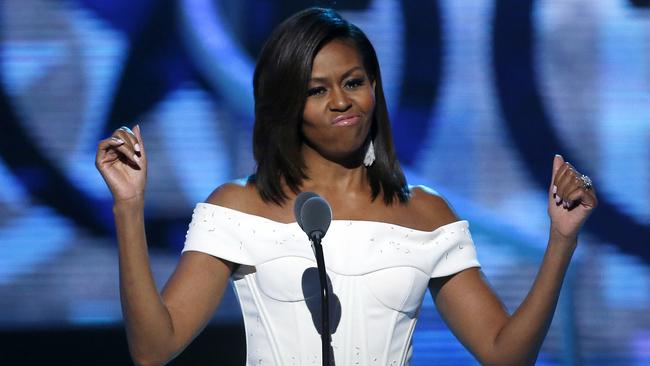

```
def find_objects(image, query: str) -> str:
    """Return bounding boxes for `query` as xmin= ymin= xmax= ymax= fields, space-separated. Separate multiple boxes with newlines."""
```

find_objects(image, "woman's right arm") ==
xmin=96 ymin=125 xmax=234 ymax=366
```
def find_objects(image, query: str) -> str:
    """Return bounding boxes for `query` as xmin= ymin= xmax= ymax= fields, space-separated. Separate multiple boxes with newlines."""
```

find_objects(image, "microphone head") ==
xmin=294 ymin=191 xmax=319 ymax=229
xmin=300 ymin=196 xmax=332 ymax=240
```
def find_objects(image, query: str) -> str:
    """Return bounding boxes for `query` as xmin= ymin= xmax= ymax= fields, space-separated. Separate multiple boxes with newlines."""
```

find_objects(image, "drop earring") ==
xmin=363 ymin=140 xmax=375 ymax=167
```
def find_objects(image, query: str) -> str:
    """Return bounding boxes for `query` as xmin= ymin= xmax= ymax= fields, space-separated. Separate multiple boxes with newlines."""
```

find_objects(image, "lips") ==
xmin=332 ymin=114 xmax=361 ymax=126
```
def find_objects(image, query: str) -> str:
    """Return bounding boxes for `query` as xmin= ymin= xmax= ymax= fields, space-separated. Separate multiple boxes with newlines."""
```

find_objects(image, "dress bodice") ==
xmin=182 ymin=203 xmax=480 ymax=365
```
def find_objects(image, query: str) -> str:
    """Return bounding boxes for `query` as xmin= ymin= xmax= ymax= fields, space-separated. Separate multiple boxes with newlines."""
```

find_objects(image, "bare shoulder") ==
xmin=205 ymin=177 xmax=261 ymax=213
xmin=205 ymin=176 xmax=293 ymax=222
xmin=407 ymin=185 xmax=460 ymax=229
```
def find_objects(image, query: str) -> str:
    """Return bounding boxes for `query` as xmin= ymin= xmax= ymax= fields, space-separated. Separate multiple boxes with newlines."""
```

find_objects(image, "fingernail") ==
xmin=113 ymin=138 xmax=125 ymax=144
xmin=134 ymin=143 xmax=141 ymax=152
xmin=563 ymin=200 xmax=569 ymax=208
xmin=133 ymin=154 xmax=140 ymax=162
xmin=552 ymin=185 xmax=557 ymax=194
xmin=555 ymin=195 xmax=562 ymax=204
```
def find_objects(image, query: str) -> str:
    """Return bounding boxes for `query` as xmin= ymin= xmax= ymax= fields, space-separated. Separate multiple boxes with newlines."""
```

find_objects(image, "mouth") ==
xmin=332 ymin=114 xmax=361 ymax=127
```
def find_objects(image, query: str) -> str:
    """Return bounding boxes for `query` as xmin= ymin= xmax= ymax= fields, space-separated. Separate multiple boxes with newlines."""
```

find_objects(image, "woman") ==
xmin=95 ymin=7 xmax=597 ymax=366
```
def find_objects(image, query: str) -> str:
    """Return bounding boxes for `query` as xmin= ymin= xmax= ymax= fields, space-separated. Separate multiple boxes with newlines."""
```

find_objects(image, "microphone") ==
xmin=298 ymin=194 xmax=332 ymax=242
xmin=293 ymin=192 xmax=333 ymax=366
xmin=294 ymin=191 xmax=319 ymax=229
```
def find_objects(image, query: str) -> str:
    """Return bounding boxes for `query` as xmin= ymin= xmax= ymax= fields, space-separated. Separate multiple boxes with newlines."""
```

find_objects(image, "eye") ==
xmin=345 ymin=78 xmax=366 ymax=89
xmin=307 ymin=86 xmax=326 ymax=97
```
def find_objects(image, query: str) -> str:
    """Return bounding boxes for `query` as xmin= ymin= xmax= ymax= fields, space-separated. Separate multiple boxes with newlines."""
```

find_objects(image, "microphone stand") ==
xmin=310 ymin=232 xmax=331 ymax=366
xmin=295 ymin=192 xmax=332 ymax=366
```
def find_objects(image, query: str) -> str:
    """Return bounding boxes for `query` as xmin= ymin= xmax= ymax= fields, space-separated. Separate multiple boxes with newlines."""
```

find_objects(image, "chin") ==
xmin=325 ymin=143 xmax=367 ymax=161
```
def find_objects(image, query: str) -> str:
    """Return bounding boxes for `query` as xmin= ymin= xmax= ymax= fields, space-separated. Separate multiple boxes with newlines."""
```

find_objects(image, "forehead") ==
xmin=310 ymin=39 xmax=364 ymax=77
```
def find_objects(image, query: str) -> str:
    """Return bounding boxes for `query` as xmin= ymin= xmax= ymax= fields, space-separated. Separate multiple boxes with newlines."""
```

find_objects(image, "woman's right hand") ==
xmin=95 ymin=125 xmax=147 ymax=203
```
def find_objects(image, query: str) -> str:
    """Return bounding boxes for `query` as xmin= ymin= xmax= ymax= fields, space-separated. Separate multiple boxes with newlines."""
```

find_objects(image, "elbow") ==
xmin=131 ymin=354 xmax=167 ymax=366
xmin=132 ymin=360 xmax=152 ymax=366
xmin=129 ymin=347 xmax=174 ymax=366
xmin=479 ymin=329 xmax=540 ymax=366
xmin=480 ymin=354 xmax=537 ymax=366
xmin=479 ymin=345 xmax=537 ymax=366
xmin=126 ymin=333 xmax=178 ymax=366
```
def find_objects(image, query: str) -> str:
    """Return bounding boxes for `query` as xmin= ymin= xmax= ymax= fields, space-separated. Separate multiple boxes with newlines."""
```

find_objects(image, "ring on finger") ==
xmin=579 ymin=174 xmax=593 ymax=190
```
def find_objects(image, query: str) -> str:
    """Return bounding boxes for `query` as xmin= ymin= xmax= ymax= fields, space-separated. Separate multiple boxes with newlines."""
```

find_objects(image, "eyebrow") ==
xmin=309 ymin=66 xmax=365 ymax=83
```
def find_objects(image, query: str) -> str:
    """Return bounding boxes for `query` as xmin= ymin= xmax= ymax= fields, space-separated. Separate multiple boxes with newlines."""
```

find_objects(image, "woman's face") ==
xmin=302 ymin=39 xmax=375 ymax=163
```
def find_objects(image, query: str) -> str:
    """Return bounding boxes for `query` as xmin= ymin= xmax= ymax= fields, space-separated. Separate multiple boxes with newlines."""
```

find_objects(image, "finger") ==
xmin=96 ymin=137 xmax=126 ymax=165
xmin=112 ymin=142 xmax=142 ymax=167
xmin=584 ymin=184 xmax=598 ymax=209
xmin=562 ymin=185 xmax=583 ymax=209
xmin=568 ymin=177 xmax=598 ymax=209
xmin=113 ymin=129 xmax=140 ymax=162
xmin=555 ymin=162 xmax=576 ymax=203
xmin=115 ymin=126 xmax=140 ymax=154
xmin=550 ymin=154 xmax=564 ymax=183
xmin=98 ymin=136 xmax=125 ymax=151
xmin=549 ymin=154 xmax=564 ymax=197
xmin=121 ymin=125 xmax=142 ymax=154
xmin=107 ymin=129 xmax=141 ymax=167
xmin=133 ymin=124 xmax=145 ymax=157
xmin=552 ymin=161 xmax=571 ymax=204
xmin=559 ymin=163 xmax=580 ymax=197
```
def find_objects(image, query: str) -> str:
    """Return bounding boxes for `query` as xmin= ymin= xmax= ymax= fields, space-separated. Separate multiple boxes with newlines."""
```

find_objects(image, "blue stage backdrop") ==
xmin=1 ymin=0 xmax=649 ymax=365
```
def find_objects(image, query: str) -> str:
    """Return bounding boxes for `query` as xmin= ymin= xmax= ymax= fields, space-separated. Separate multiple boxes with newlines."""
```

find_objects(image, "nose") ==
xmin=328 ymin=87 xmax=352 ymax=112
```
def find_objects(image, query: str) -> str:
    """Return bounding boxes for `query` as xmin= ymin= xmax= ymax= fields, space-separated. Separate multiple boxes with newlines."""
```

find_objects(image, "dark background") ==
xmin=1 ymin=0 xmax=649 ymax=364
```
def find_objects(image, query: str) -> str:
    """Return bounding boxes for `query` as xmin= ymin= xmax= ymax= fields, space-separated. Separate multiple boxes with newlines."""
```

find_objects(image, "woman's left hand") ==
xmin=547 ymin=154 xmax=598 ymax=240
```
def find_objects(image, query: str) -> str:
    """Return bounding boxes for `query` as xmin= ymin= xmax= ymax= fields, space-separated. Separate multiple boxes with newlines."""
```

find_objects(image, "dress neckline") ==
xmin=196 ymin=202 xmax=467 ymax=235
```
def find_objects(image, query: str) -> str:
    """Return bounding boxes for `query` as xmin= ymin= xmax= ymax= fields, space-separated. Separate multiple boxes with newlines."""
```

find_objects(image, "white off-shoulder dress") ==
xmin=182 ymin=203 xmax=480 ymax=365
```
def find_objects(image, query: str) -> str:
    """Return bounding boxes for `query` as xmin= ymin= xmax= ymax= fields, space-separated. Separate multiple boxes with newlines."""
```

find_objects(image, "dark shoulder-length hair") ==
xmin=252 ymin=7 xmax=410 ymax=205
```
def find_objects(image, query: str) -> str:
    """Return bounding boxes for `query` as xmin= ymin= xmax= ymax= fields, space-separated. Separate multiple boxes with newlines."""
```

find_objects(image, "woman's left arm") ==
xmin=430 ymin=154 xmax=598 ymax=366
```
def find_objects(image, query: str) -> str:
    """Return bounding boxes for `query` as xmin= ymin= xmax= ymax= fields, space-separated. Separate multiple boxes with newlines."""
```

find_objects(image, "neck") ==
xmin=299 ymin=143 xmax=370 ymax=196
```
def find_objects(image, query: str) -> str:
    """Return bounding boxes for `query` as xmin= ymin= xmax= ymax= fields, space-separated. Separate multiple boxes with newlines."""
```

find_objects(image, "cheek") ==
xmin=300 ymin=105 xmax=323 ymax=145
xmin=358 ymin=87 xmax=376 ymax=114
xmin=359 ymin=96 xmax=375 ymax=130
xmin=301 ymin=100 xmax=321 ymax=128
